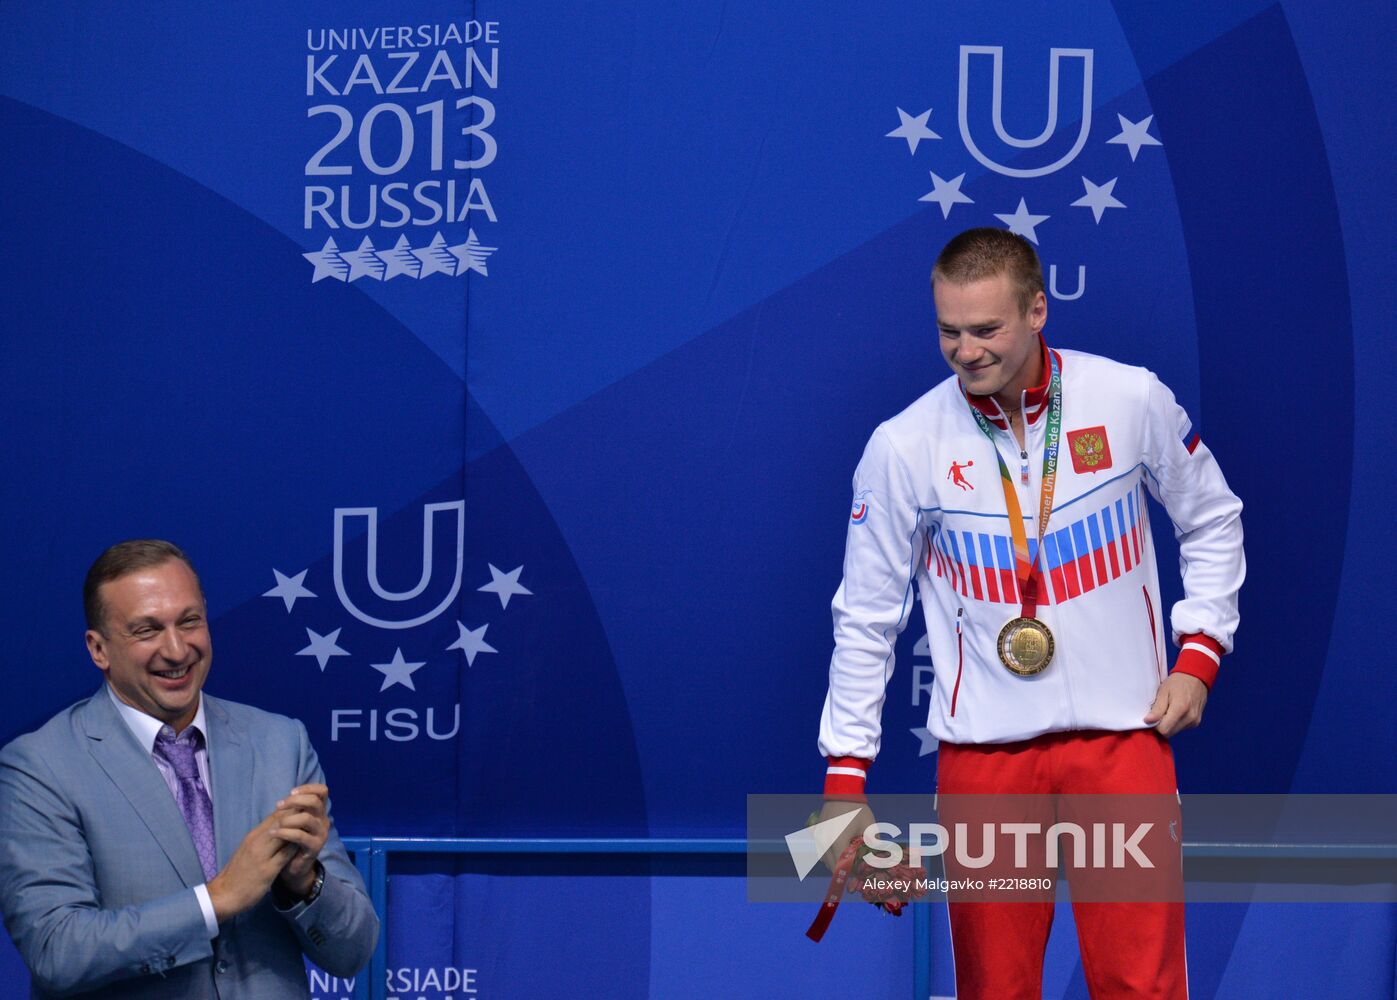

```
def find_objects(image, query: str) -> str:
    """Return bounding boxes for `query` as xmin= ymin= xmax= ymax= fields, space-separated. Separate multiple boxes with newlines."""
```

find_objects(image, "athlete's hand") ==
xmin=1145 ymin=673 xmax=1208 ymax=737
xmin=817 ymin=800 xmax=876 ymax=875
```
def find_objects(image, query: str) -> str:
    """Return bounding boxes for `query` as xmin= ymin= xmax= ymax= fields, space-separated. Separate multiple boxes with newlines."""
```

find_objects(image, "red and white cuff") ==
xmin=1172 ymin=633 xmax=1223 ymax=689
xmin=823 ymin=756 xmax=871 ymax=800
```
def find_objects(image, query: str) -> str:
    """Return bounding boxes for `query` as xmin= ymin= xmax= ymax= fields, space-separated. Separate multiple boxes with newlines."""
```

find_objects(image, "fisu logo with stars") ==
xmin=884 ymin=43 xmax=1165 ymax=301
xmin=261 ymin=499 xmax=534 ymax=743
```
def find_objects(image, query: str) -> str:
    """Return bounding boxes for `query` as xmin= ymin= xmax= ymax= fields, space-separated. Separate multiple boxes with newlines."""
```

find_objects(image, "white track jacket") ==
xmin=819 ymin=345 xmax=1244 ymax=794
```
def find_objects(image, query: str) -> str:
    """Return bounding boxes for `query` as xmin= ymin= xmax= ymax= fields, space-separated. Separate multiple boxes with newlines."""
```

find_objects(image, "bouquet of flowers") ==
xmin=847 ymin=848 xmax=929 ymax=916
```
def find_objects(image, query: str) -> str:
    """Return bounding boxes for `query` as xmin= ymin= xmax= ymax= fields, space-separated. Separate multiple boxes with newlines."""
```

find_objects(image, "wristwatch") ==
xmin=274 ymin=860 xmax=325 ymax=910
xmin=304 ymin=861 xmax=326 ymax=904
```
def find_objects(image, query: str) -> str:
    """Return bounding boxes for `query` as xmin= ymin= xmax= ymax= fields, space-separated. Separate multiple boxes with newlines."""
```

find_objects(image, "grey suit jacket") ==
xmin=0 ymin=686 xmax=378 ymax=998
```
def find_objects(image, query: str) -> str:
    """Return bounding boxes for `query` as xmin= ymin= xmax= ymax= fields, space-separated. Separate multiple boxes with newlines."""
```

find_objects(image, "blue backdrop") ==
xmin=2 ymin=1 xmax=1394 ymax=997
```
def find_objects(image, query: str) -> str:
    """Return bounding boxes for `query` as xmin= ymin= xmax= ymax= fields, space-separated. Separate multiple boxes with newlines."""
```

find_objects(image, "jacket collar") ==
xmin=77 ymin=685 xmax=208 ymax=886
xmin=960 ymin=335 xmax=1058 ymax=430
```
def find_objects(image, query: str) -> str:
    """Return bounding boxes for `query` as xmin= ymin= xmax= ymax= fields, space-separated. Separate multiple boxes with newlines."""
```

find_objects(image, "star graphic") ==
xmin=478 ymin=564 xmax=532 ymax=610
xmin=1106 ymin=113 xmax=1162 ymax=162
xmin=370 ymin=648 xmax=427 ymax=692
xmin=994 ymin=196 xmax=1050 ymax=245
xmin=412 ymin=233 xmax=458 ymax=278
xmin=994 ymin=197 xmax=1050 ymax=245
xmin=1071 ymin=176 xmax=1126 ymax=224
xmin=918 ymin=171 xmax=974 ymax=219
xmin=885 ymin=107 xmax=940 ymax=155
xmin=344 ymin=237 xmax=386 ymax=282
xmin=302 ymin=238 xmax=349 ymax=283
xmin=263 ymin=569 xmax=316 ymax=612
xmin=376 ymin=235 xmax=423 ymax=280
xmin=449 ymin=229 xmax=498 ymax=276
xmin=446 ymin=621 xmax=498 ymax=667
xmin=296 ymin=627 xmax=350 ymax=672
xmin=911 ymin=727 xmax=939 ymax=757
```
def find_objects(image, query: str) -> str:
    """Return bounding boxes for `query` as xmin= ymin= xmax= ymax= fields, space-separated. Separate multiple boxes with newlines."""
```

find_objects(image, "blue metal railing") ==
xmin=339 ymin=837 xmax=748 ymax=1000
xmin=337 ymin=837 xmax=1397 ymax=1000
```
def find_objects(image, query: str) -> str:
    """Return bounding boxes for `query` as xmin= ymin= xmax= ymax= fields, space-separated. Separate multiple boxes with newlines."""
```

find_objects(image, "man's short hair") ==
xmin=932 ymin=227 xmax=1046 ymax=316
xmin=83 ymin=539 xmax=202 ymax=633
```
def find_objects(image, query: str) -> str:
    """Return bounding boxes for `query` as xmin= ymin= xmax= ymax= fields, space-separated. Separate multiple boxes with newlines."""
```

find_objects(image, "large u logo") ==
xmin=333 ymin=501 xmax=465 ymax=629
xmin=958 ymin=46 xmax=1094 ymax=179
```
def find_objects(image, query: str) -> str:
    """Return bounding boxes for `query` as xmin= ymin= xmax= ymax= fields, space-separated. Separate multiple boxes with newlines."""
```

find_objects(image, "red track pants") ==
xmin=937 ymin=729 xmax=1187 ymax=1000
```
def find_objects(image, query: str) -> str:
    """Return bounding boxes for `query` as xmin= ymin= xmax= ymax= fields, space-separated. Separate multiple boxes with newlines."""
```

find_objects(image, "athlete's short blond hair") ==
xmin=932 ymin=228 xmax=1045 ymax=316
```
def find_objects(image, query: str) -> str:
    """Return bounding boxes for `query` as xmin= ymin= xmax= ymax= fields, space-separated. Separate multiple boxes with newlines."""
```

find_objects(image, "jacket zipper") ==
xmin=1018 ymin=387 xmax=1030 ymax=483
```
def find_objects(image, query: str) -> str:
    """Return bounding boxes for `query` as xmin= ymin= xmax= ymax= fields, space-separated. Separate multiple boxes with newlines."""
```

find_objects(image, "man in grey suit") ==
xmin=0 ymin=539 xmax=379 ymax=997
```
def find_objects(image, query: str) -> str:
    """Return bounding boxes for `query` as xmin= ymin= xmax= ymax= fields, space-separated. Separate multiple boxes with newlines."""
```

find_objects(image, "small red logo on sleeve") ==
xmin=1067 ymin=426 xmax=1112 ymax=474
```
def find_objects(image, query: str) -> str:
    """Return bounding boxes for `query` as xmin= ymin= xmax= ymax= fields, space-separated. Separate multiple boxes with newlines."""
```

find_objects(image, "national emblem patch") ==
xmin=1067 ymin=425 xmax=1112 ymax=474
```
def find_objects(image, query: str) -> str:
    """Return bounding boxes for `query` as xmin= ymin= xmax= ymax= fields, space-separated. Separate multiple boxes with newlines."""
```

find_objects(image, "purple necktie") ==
xmin=153 ymin=728 xmax=218 ymax=882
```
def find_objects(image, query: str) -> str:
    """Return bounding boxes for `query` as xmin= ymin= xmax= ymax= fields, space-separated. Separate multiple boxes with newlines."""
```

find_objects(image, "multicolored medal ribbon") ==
xmin=966 ymin=351 xmax=1062 ymax=676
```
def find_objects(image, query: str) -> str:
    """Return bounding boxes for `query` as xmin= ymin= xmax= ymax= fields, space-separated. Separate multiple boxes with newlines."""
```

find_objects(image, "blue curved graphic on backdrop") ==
xmin=1114 ymin=3 xmax=1354 ymax=795
xmin=0 ymin=94 xmax=649 ymax=840
xmin=0 ymin=95 xmax=464 ymax=735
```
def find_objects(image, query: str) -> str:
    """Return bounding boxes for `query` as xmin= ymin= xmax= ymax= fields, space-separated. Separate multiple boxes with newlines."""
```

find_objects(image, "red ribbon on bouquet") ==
xmin=805 ymin=837 xmax=864 ymax=942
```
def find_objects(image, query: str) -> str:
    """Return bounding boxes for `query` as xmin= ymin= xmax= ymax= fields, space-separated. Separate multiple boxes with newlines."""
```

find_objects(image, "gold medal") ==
xmin=997 ymin=617 xmax=1055 ymax=676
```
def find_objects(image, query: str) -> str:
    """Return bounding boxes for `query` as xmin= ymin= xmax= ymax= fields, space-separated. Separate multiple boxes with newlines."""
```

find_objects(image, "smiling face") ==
xmin=85 ymin=558 xmax=211 ymax=732
xmin=934 ymin=271 xmax=1047 ymax=406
